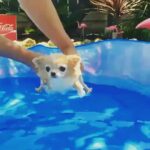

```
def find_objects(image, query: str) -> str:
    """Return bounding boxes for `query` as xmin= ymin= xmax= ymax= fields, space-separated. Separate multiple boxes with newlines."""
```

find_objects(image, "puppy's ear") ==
xmin=32 ymin=56 xmax=44 ymax=67
xmin=67 ymin=55 xmax=81 ymax=68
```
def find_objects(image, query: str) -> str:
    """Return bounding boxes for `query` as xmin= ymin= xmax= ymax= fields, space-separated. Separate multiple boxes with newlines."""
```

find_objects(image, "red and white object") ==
xmin=0 ymin=14 xmax=17 ymax=40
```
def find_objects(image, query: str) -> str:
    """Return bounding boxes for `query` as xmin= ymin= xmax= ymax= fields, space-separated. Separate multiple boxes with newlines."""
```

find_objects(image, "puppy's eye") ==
xmin=45 ymin=66 xmax=51 ymax=72
xmin=59 ymin=66 xmax=66 ymax=72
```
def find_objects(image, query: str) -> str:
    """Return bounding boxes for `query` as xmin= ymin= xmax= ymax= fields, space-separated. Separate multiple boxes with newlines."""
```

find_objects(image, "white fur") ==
xmin=47 ymin=77 xmax=77 ymax=93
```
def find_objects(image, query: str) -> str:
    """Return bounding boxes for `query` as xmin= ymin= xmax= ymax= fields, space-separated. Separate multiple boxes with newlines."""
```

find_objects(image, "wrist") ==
xmin=60 ymin=40 xmax=77 ymax=55
xmin=64 ymin=48 xmax=77 ymax=55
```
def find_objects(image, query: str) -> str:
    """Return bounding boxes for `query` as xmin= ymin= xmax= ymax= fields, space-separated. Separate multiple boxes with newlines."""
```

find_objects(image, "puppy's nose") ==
xmin=51 ymin=72 xmax=56 ymax=77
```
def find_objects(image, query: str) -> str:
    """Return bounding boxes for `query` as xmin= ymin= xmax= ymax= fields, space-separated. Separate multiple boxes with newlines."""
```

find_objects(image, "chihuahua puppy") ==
xmin=32 ymin=54 xmax=92 ymax=97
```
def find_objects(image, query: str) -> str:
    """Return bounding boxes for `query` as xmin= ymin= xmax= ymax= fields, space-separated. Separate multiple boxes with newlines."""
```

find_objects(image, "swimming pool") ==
xmin=0 ymin=39 xmax=150 ymax=150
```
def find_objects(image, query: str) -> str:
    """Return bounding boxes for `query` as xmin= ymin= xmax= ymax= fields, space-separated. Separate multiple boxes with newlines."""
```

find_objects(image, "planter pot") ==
xmin=83 ymin=11 xmax=108 ymax=33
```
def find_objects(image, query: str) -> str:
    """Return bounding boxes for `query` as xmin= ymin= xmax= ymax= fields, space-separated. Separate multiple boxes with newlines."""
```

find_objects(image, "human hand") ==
xmin=64 ymin=48 xmax=84 ymax=72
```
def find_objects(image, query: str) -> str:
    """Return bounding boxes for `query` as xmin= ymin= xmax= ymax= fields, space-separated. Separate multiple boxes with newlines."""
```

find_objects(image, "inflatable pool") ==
xmin=0 ymin=39 xmax=150 ymax=150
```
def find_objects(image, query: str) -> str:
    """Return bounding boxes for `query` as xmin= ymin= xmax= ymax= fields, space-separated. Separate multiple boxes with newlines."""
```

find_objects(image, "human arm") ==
xmin=0 ymin=35 xmax=40 ymax=68
xmin=18 ymin=0 xmax=77 ymax=55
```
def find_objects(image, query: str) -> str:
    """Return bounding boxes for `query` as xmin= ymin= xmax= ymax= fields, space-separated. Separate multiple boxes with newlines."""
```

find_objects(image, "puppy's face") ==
xmin=32 ymin=54 xmax=81 ymax=79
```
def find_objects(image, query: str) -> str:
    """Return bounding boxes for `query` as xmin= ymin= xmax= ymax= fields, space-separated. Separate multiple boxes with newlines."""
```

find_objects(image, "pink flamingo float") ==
xmin=136 ymin=18 xmax=150 ymax=30
xmin=77 ymin=21 xmax=87 ymax=40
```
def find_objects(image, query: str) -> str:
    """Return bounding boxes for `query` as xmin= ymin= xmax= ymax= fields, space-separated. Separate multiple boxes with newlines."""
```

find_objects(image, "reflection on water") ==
xmin=0 ymin=78 xmax=150 ymax=150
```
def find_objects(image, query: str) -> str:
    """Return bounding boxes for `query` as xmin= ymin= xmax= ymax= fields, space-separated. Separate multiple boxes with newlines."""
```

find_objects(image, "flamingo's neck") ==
xmin=77 ymin=21 xmax=80 ymax=28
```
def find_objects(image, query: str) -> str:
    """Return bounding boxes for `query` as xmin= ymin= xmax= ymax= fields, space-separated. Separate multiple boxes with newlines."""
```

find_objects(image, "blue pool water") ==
xmin=0 ymin=78 xmax=150 ymax=150
xmin=0 ymin=39 xmax=150 ymax=150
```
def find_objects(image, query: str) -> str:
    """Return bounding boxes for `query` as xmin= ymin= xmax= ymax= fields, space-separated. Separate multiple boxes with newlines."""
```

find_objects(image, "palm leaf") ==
xmin=90 ymin=0 xmax=143 ymax=18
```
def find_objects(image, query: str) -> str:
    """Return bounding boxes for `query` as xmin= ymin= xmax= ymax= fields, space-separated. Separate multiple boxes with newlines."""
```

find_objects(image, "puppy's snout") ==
xmin=51 ymin=72 xmax=56 ymax=78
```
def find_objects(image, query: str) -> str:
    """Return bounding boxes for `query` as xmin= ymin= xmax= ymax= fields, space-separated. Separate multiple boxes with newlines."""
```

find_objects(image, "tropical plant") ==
xmin=0 ymin=0 xmax=20 ymax=13
xmin=136 ymin=0 xmax=150 ymax=18
xmin=0 ymin=0 xmax=10 ymax=13
xmin=119 ymin=0 xmax=150 ymax=41
xmin=90 ymin=0 xmax=143 ymax=24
